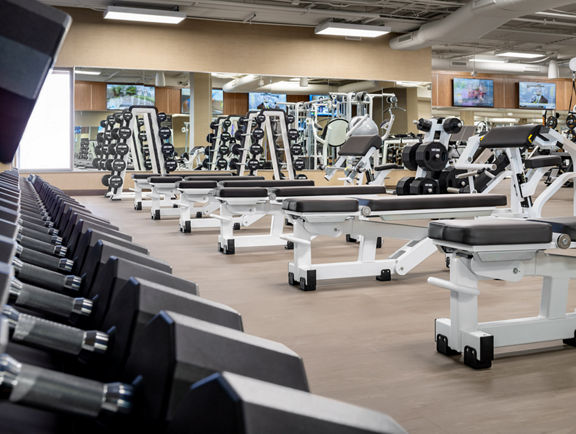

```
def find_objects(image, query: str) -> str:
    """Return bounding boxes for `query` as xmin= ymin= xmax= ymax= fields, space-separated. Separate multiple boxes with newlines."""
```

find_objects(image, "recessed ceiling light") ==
xmin=496 ymin=52 xmax=543 ymax=59
xmin=315 ymin=22 xmax=390 ymax=38
xmin=75 ymin=70 xmax=101 ymax=75
xmin=104 ymin=6 xmax=186 ymax=24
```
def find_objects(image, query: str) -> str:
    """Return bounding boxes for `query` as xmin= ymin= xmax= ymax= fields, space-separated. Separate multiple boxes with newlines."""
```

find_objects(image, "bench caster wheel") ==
xmin=345 ymin=234 xmax=358 ymax=243
xmin=151 ymin=210 xmax=160 ymax=220
xmin=285 ymin=241 xmax=294 ymax=250
xmin=436 ymin=334 xmax=460 ymax=357
xmin=298 ymin=270 xmax=316 ymax=291
xmin=182 ymin=221 xmax=191 ymax=233
xmin=196 ymin=212 xmax=203 ymax=218
xmin=222 ymin=239 xmax=235 ymax=255
xmin=134 ymin=202 xmax=142 ymax=211
xmin=288 ymin=272 xmax=297 ymax=286
xmin=233 ymin=222 xmax=241 ymax=231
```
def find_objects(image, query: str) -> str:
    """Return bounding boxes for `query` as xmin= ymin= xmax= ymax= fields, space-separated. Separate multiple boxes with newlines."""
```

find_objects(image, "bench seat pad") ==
xmin=361 ymin=194 xmax=507 ymax=212
xmin=184 ymin=175 xmax=263 ymax=182
xmin=282 ymin=198 xmax=359 ymax=213
xmin=479 ymin=125 xmax=541 ymax=149
xmin=132 ymin=173 xmax=161 ymax=180
xmin=272 ymin=185 xmax=387 ymax=197
xmin=429 ymin=219 xmax=552 ymax=245
xmin=148 ymin=176 xmax=184 ymax=183
xmin=338 ymin=135 xmax=382 ymax=156
xmin=179 ymin=181 xmax=219 ymax=189
xmin=524 ymin=155 xmax=561 ymax=169
xmin=219 ymin=180 xmax=314 ymax=188
xmin=217 ymin=188 xmax=268 ymax=198
xmin=529 ymin=217 xmax=576 ymax=240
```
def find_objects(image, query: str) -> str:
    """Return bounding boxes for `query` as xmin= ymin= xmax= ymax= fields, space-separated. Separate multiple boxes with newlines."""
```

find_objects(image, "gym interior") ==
xmin=3 ymin=0 xmax=576 ymax=432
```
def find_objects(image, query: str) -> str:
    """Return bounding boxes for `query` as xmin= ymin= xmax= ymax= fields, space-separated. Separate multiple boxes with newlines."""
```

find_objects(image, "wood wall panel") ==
xmin=74 ymin=81 xmax=92 ymax=111
xmin=223 ymin=93 xmax=249 ymax=115
xmin=156 ymin=87 xmax=182 ymax=114
xmin=287 ymin=94 xmax=309 ymax=103
xmin=432 ymin=71 xmax=572 ymax=110
xmin=91 ymin=82 xmax=107 ymax=111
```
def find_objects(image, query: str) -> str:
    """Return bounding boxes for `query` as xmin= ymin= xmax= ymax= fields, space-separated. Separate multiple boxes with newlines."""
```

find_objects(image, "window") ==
xmin=17 ymin=69 xmax=73 ymax=170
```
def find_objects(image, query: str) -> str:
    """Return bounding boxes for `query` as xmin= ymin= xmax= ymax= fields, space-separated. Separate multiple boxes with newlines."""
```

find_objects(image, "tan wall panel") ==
xmin=56 ymin=8 xmax=431 ymax=83
xmin=91 ymin=82 xmax=107 ymax=110
xmin=74 ymin=81 xmax=92 ymax=111
xmin=223 ymin=93 xmax=249 ymax=116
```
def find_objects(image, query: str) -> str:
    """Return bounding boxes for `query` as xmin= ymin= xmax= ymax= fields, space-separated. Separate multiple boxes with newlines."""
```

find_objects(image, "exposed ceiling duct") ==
xmin=389 ymin=0 xmax=576 ymax=51
xmin=431 ymin=58 xmax=549 ymax=75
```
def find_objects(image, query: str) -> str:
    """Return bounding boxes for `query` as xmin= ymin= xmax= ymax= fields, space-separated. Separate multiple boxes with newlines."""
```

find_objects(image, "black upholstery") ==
xmin=217 ymin=188 xmax=268 ymax=198
xmin=429 ymin=219 xmax=552 ymax=245
xmin=375 ymin=164 xmax=402 ymax=171
xmin=178 ymin=181 xmax=219 ymax=189
xmin=148 ymin=176 xmax=184 ymax=184
xmin=338 ymin=135 xmax=382 ymax=156
xmin=181 ymin=173 xmax=233 ymax=177
xmin=360 ymin=194 xmax=507 ymax=212
xmin=529 ymin=217 xmax=576 ymax=240
xmin=184 ymin=175 xmax=263 ymax=182
xmin=479 ymin=125 xmax=541 ymax=149
xmin=524 ymin=155 xmax=562 ymax=169
xmin=132 ymin=173 xmax=161 ymax=180
xmin=282 ymin=198 xmax=359 ymax=213
xmin=219 ymin=180 xmax=314 ymax=188
xmin=272 ymin=185 xmax=387 ymax=197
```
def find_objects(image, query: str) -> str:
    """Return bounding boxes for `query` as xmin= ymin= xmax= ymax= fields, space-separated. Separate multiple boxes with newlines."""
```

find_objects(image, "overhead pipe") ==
xmin=390 ymin=0 xmax=576 ymax=50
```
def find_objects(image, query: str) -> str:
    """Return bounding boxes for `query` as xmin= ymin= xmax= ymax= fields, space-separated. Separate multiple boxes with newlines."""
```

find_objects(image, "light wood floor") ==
xmin=77 ymin=183 xmax=576 ymax=434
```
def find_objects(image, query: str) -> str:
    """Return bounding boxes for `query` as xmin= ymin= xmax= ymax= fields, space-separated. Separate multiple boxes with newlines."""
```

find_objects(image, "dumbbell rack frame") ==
xmin=210 ymin=115 xmax=242 ymax=170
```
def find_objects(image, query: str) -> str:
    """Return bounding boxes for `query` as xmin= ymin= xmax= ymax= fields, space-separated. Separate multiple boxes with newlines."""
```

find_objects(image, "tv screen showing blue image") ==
xmin=249 ymin=92 xmax=286 ymax=110
xmin=453 ymin=78 xmax=494 ymax=107
xmin=106 ymin=84 xmax=155 ymax=110
xmin=519 ymin=82 xmax=556 ymax=109
xmin=310 ymin=94 xmax=331 ymax=115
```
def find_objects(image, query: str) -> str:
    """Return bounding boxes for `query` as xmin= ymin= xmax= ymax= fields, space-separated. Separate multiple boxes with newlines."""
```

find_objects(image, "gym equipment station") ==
xmin=5 ymin=0 xmax=576 ymax=432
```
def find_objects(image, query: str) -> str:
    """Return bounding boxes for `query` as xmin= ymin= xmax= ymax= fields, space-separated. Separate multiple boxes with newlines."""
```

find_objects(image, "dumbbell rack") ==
xmin=108 ymin=107 xmax=174 ymax=200
xmin=396 ymin=117 xmax=461 ymax=195
xmin=238 ymin=109 xmax=302 ymax=180
xmin=208 ymin=115 xmax=243 ymax=171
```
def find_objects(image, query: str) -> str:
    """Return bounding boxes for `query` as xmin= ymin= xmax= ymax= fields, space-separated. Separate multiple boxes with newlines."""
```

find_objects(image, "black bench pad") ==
xmin=529 ymin=217 xmax=576 ymax=240
xmin=132 ymin=173 xmax=161 ymax=180
xmin=283 ymin=198 xmax=359 ymax=213
xmin=272 ymin=185 xmax=387 ymax=197
xmin=217 ymin=188 xmax=268 ymax=198
xmin=524 ymin=155 xmax=562 ymax=169
xmin=339 ymin=135 xmax=382 ymax=156
xmin=479 ymin=125 xmax=541 ymax=149
xmin=429 ymin=219 xmax=552 ymax=245
xmin=219 ymin=180 xmax=314 ymax=188
xmin=148 ymin=176 xmax=184 ymax=184
xmin=375 ymin=164 xmax=402 ymax=171
xmin=179 ymin=181 xmax=219 ymax=189
xmin=184 ymin=175 xmax=263 ymax=182
xmin=360 ymin=194 xmax=507 ymax=212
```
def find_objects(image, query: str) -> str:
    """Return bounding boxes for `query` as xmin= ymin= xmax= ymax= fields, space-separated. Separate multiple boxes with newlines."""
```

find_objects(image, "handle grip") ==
xmin=13 ymin=258 xmax=81 ymax=293
xmin=4 ymin=306 xmax=107 ymax=355
xmin=20 ymin=226 xmax=61 ymax=245
xmin=17 ymin=235 xmax=67 ymax=257
xmin=9 ymin=279 xmax=92 ymax=318
xmin=0 ymin=354 xmax=131 ymax=417
xmin=17 ymin=246 xmax=73 ymax=272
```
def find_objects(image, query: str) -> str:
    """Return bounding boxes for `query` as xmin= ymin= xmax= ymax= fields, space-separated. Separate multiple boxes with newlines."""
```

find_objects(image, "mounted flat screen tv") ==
xmin=106 ymin=84 xmax=155 ymax=110
xmin=249 ymin=92 xmax=286 ymax=110
xmin=519 ymin=82 xmax=556 ymax=109
xmin=453 ymin=78 xmax=494 ymax=107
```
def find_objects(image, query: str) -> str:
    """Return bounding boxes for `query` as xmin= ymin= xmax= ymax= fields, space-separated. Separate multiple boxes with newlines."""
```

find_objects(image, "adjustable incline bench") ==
xmin=429 ymin=217 xmax=576 ymax=369
xmin=282 ymin=194 xmax=507 ymax=291
xmin=216 ymin=184 xmax=386 ymax=254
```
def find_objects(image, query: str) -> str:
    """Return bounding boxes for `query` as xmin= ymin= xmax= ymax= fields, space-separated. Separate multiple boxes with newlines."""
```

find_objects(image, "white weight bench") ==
xmin=216 ymin=184 xmax=386 ymax=254
xmin=429 ymin=217 xmax=576 ymax=369
xmin=282 ymin=194 xmax=507 ymax=291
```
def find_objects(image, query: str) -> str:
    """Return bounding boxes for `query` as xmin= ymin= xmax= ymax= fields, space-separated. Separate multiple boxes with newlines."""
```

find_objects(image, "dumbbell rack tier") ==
xmin=208 ymin=115 xmax=243 ymax=171
xmin=238 ymin=109 xmax=297 ymax=180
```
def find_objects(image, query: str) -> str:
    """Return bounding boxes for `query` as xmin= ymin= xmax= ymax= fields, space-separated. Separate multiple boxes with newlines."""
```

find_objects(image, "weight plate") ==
xmin=207 ymin=133 xmax=215 ymax=143
xmin=210 ymin=121 xmax=219 ymax=130
xmin=247 ymin=159 xmax=260 ymax=170
xmin=235 ymin=131 xmax=244 ymax=141
xmin=165 ymin=159 xmax=177 ymax=172
xmin=410 ymin=177 xmax=439 ymax=195
xmin=157 ymin=112 xmax=167 ymax=123
xmin=202 ymin=159 xmax=210 ymax=169
xmin=216 ymin=158 xmax=228 ymax=169
xmin=102 ymin=175 xmax=111 ymax=186
xmin=219 ymin=144 xmax=230 ymax=156
xmin=223 ymin=119 xmax=232 ymax=128
xmin=290 ymin=144 xmax=303 ymax=155
xmin=293 ymin=159 xmax=305 ymax=170
xmin=159 ymin=127 xmax=171 ymax=140
xmin=138 ymin=132 xmax=147 ymax=142
xmin=415 ymin=142 xmax=448 ymax=172
xmin=296 ymin=173 xmax=308 ymax=180
xmin=401 ymin=143 xmax=420 ymax=171
xmin=92 ymin=158 xmax=101 ymax=169
xmin=162 ymin=144 xmax=174 ymax=155
xmin=108 ymin=175 xmax=123 ymax=189
xmin=250 ymin=144 xmax=263 ymax=155
xmin=118 ymin=127 xmax=131 ymax=140
xmin=221 ymin=132 xmax=231 ymax=142
xmin=443 ymin=117 xmax=462 ymax=134
xmin=229 ymin=158 xmax=240 ymax=170
xmin=286 ymin=114 xmax=295 ymax=124
xmin=105 ymin=159 xmax=113 ymax=171
xmin=144 ymin=161 xmax=153 ymax=170
xmin=112 ymin=159 xmax=127 ymax=172
xmin=137 ymin=119 xmax=145 ymax=127
xmin=546 ymin=116 xmax=558 ymax=129
xmin=104 ymin=131 xmax=113 ymax=141
xmin=100 ymin=120 xmax=107 ymax=128
xmin=567 ymin=114 xmax=576 ymax=130
xmin=115 ymin=143 xmax=129 ymax=156
xmin=395 ymin=176 xmax=415 ymax=196
xmin=96 ymin=133 xmax=105 ymax=144
xmin=251 ymin=128 xmax=264 ymax=141
xmin=123 ymin=111 xmax=133 ymax=121
xmin=287 ymin=129 xmax=299 ymax=140
xmin=256 ymin=114 xmax=266 ymax=124
xmin=232 ymin=144 xmax=243 ymax=155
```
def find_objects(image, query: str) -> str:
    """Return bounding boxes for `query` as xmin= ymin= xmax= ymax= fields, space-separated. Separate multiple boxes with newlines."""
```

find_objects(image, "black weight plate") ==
xmin=107 ymin=144 xmax=117 ymax=156
xmin=296 ymin=173 xmax=308 ymax=180
xmin=395 ymin=176 xmax=415 ymax=196
xmin=138 ymin=132 xmax=147 ymax=142
xmin=109 ymin=175 xmax=123 ymax=189
xmin=401 ymin=144 xmax=419 ymax=171
xmin=118 ymin=127 xmax=131 ymax=140
xmin=112 ymin=159 xmax=127 ymax=172
xmin=202 ymin=159 xmax=210 ymax=169
xmin=219 ymin=144 xmax=230 ymax=156
xmin=286 ymin=114 xmax=295 ymax=124
xmin=234 ymin=131 xmax=244 ymax=141
xmin=232 ymin=144 xmax=243 ymax=155
xmin=410 ymin=177 xmax=439 ymax=195
xmin=546 ymin=116 xmax=558 ymax=129
xmin=161 ymin=144 xmax=174 ymax=155
xmin=123 ymin=111 xmax=133 ymax=121
xmin=443 ymin=117 xmax=462 ymax=134
xmin=159 ymin=127 xmax=171 ymax=140
xmin=101 ymin=174 xmax=110 ymax=187
xmin=247 ymin=159 xmax=260 ymax=170
xmin=256 ymin=114 xmax=266 ymax=124
xmin=101 ymin=145 xmax=110 ymax=154
xmin=92 ymin=158 xmax=101 ymax=169
xmin=144 ymin=161 xmax=153 ymax=170
xmin=100 ymin=120 xmax=107 ymax=128
xmin=567 ymin=114 xmax=576 ymax=130
xmin=96 ymin=133 xmax=105 ymax=144
xmin=210 ymin=121 xmax=219 ymax=130
xmin=165 ymin=159 xmax=177 ymax=172
xmin=229 ymin=158 xmax=240 ymax=170
xmin=223 ymin=119 xmax=232 ymax=128
xmin=157 ymin=112 xmax=167 ymax=123
xmin=105 ymin=159 xmax=113 ymax=171
xmin=94 ymin=144 xmax=103 ymax=155
xmin=293 ymin=159 xmax=305 ymax=170
xmin=287 ymin=129 xmax=299 ymax=140
xmin=216 ymin=158 xmax=228 ymax=169
xmin=137 ymin=119 xmax=145 ymax=127
xmin=251 ymin=128 xmax=264 ymax=141
xmin=207 ymin=133 xmax=215 ymax=143
xmin=104 ymin=131 xmax=113 ymax=141
xmin=415 ymin=142 xmax=448 ymax=172
xmin=250 ymin=144 xmax=263 ymax=155
xmin=221 ymin=132 xmax=231 ymax=142
xmin=115 ymin=143 xmax=129 ymax=156
xmin=290 ymin=144 xmax=303 ymax=156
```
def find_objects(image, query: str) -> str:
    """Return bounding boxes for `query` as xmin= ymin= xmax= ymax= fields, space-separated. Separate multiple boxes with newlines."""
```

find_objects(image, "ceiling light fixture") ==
xmin=315 ymin=22 xmax=390 ymax=38
xmin=496 ymin=52 xmax=543 ymax=59
xmin=75 ymin=70 xmax=101 ymax=75
xmin=469 ymin=57 xmax=507 ymax=64
xmin=104 ymin=6 xmax=186 ymax=25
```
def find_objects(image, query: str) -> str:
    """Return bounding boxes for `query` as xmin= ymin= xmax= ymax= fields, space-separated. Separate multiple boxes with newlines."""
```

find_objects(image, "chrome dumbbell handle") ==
xmin=3 ymin=306 xmax=107 ymax=355
xmin=0 ymin=354 xmax=132 ymax=417
xmin=12 ymin=257 xmax=81 ymax=293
